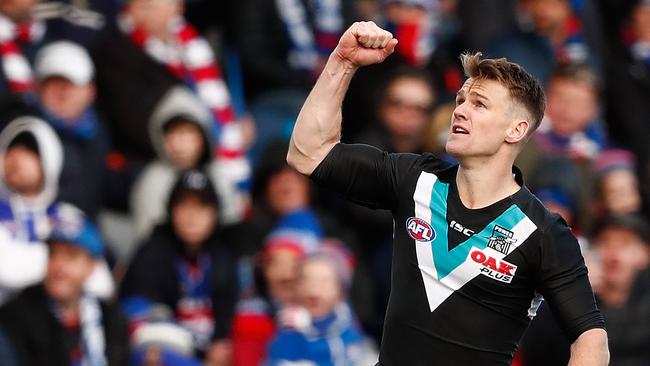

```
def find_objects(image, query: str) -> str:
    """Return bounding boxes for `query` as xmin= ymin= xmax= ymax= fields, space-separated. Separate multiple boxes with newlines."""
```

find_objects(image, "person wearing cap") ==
xmin=0 ymin=204 xmax=129 ymax=366
xmin=265 ymin=239 xmax=377 ymax=366
xmin=31 ymin=40 xmax=112 ymax=219
xmin=593 ymin=149 xmax=642 ymax=217
xmin=121 ymin=170 xmax=238 ymax=365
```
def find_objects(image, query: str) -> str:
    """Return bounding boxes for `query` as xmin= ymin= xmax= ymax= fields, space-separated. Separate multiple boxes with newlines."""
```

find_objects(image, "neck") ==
xmin=456 ymin=155 xmax=520 ymax=209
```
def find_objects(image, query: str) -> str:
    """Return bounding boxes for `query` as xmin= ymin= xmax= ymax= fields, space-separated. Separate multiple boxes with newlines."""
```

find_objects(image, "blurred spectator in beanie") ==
xmin=0 ymin=0 xmax=46 ymax=97
xmin=31 ymin=40 xmax=111 ymax=219
xmin=231 ymin=209 xmax=323 ymax=366
xmin=122 ymin=170 xmax=238 ymax=364
xmin=355 ymin=66 xmax=436 ymax=154
xmin=131 ymin=86 xmax=246 ymax=241
xmin=593 ymin=149 xmax=642 ymax=217
xmin=486 ymin=0 xmax=604 ymax=84
xmin=0 ymin=117 xmax=114 ymax=304
xmin=122 ymin=298 xmax=203 ymax=366
xmin=265 ymin=239 xmax=376 ymax=366
xmin=0 ymin=205 xmax=129 ymax=366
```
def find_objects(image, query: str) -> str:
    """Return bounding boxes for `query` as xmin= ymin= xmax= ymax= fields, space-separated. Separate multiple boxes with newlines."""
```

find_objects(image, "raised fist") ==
xmin=334 ymin=21 xmax=398 ymax=67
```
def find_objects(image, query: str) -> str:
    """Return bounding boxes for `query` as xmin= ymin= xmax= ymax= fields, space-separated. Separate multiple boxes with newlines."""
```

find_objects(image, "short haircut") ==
xmin=460 ymin=52 xmax=546 ymax=134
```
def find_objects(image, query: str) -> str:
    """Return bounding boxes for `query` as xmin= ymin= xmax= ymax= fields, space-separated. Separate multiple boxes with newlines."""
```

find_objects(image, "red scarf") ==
xmin=120 ymin=15 xmax=244 ymax=159
xmin=0 ymin=13 xmax=44 ymax=93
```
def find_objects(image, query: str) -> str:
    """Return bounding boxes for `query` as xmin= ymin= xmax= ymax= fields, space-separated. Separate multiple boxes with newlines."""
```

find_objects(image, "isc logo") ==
xmin=406 ymin=217 xmax=435 ymax=242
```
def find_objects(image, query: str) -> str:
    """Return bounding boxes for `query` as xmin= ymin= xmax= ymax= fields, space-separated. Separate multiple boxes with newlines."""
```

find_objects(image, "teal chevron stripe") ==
xmin=428 ymin=179 xmax=527 ymax=280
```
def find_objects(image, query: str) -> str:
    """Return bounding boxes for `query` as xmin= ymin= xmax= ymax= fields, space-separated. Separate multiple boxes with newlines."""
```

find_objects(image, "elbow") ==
xmin=286 ymin=141 xmax=318 ymax=177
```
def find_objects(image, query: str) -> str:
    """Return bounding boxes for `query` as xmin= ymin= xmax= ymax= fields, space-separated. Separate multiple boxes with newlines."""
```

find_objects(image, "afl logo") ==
xmin=406 ymin=217 xmax=435 ymax=242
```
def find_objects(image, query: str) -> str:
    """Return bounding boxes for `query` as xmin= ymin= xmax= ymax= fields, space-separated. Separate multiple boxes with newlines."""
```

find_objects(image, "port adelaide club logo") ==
xmin=406 ymin=217 xmax=435 ymax=242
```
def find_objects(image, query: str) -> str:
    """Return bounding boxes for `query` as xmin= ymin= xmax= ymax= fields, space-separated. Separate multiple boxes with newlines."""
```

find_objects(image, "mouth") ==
xmin=452 ymin=126 xmax=469 ymax=134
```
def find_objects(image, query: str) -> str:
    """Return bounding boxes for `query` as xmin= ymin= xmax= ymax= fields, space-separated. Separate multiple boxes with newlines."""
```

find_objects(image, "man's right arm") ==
xmin=286 ymin=21 xmax=397 ymax=176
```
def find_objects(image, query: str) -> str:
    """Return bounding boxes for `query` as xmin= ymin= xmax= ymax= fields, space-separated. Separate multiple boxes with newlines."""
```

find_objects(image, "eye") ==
xmin=475 ymin=101 xmax=486 ymax=109
xmin=455 ymin=97 xmax=464 ymax=106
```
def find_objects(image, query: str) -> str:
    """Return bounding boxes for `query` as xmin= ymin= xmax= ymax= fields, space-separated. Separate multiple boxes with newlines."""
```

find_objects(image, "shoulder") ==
xmin=0 ymin=286 xmax=48 ymax=321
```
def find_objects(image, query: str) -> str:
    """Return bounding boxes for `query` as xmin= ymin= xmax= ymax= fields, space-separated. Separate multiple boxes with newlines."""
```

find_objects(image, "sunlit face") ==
xmin=45 ymin=241 xmax=95 ymax=303
xmin=126 ymin=0 xmax=182 ymax=39
xmin=0 ymin=0 xmax=38 ymax=21
xmin=446 ymin=78 xmax=525 ymax=160
xmin=38 ymin=77 xmax=95 ymax=121
xmin=171 ymin=194 xmax=218 ymax=250
xmin=3 ymin=145 xmax=43 ymax=196
xmin=594 ymin=228 xmax=649 ymax=290
xmin=298 ymin=258 xmax=342 ymax=318
xmin=600 ymin=170 xmax=641 ymax=215
xmin=380 ymin=77 xmax=434 ymax=141
xmin=163 ymin=121 xmax=206 ymax=170
xmin=263 ymin=248 xmax=302 ymax=305
xmin=266 ymin=168 xmax=310 ymax=215
xmin=546 ymin=78 xmax=597 ymax=136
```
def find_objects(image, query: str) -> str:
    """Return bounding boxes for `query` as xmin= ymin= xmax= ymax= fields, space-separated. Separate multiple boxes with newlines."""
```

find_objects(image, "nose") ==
xmin=453 ymin=104 xmax=468 ymax=122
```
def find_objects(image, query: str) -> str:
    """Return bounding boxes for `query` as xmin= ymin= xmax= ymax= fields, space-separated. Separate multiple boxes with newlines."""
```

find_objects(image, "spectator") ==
xmin=237 ymin=0 xmax=355 ymax=99
xmin=486 ymin=0 xmax=604 ymax=84
xmin=0 ymin=116 xmax=114 ymax=303
xmin=589 ymin=214 xmax=649 ymax=366
xmin=130 ymin=86 xmax=246 ymax=241
xmin=604 ymin=0 xmax=650 ymax=215
xmin=123 ymin=298 xmax=203 ymax=366
xmin=593 ymin=149 xmax=642 ymax=217
xmin=121 ymin=170 xmax=238 ymax=364
xmin=117 ymin=0 xmax=250 ymax=185
xmin=232 ymin=209 xmax=323 ymax=366
xmin=32 ymin=40 xmax=111 ymax=219
xmin=265 ymin=240 xmax=376 ymax=366
xmin=382 ymin=0 xmax=437 ymax=65
xmin=0 ymin=206 xmax=129 ymax=366
xmin=355 ymin=66 xmax=436 ymax=154
xmin=0 ymin=0 xmax=45 ymax=96
xmin=533 ymin=63 xmax=605 ymax=160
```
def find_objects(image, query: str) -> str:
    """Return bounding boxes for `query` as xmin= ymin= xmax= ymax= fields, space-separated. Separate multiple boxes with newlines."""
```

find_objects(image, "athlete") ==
xmin=287 ymin=22 xmax=609 ymax=365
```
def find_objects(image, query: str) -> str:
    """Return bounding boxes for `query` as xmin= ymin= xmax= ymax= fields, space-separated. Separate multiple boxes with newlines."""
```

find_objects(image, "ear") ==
xmin=504 ymin=119 xmax=529 ymax=144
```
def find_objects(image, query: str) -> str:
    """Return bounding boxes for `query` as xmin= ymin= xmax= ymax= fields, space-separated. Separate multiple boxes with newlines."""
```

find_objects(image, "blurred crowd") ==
xmin=0 ymin=0 xmax=647 ymax=365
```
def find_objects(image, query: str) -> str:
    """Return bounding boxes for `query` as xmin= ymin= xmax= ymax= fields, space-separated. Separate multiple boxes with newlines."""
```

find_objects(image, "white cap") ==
xmin=34 ymin=41 xmax=94 ymax=85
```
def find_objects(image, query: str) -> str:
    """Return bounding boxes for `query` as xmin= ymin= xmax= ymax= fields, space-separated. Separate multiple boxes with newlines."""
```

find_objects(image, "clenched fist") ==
xmin=334 ymin=21 xmax=398 ymax=67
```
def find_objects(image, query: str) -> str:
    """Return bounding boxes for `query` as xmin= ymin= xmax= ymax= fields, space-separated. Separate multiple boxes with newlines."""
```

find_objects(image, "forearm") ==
xmin=287 ymin=53 xmax=357 ymax=175
xmin=568 ymin=328 xmax=609 ymax=366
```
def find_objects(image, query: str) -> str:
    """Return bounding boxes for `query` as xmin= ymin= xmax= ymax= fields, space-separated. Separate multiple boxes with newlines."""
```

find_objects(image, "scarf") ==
xmin=556 ymin=14 xmax=589 ymax=64
xmin=385 ymin=18 xmax=435 ymax=65
xmin=0 ymin=13 xmax=44 ymax=93
xmin=175 ymin=253 xmax=214 ymax=350
xmin=119 ymin=14 xmax=244 ymax=159
xmin=275 ymin=0 xmax=344 ymax=72
xmin=40 ymin=105 xmax=99 ymax=141
xmin=50 ymin=295 xmax=107 ymax=366
xmin=622 ymin=25 xmax=650 ymax=67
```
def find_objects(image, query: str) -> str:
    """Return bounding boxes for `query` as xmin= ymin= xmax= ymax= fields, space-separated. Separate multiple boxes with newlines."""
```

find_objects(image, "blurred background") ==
xmin=0 ymin=0 xmax=647 ymax=365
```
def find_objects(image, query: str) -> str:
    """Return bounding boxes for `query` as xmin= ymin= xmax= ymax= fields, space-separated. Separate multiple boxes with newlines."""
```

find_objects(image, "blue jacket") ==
xmin=266 ymin=304 xmax=368 ymax=366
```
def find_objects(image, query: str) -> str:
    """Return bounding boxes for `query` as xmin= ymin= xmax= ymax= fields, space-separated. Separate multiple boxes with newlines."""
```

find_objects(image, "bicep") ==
xmin=536 ymin=222 xmax=605 ymax=342
xmin=310 ymin=143 xmax=416 ymax=210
